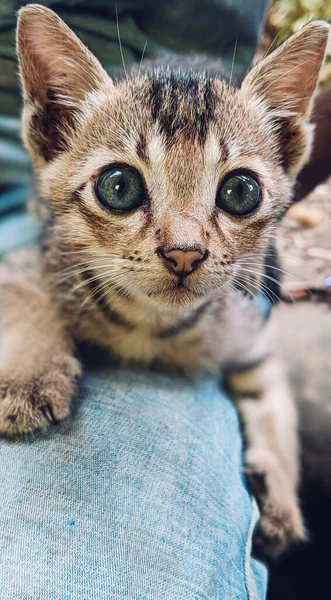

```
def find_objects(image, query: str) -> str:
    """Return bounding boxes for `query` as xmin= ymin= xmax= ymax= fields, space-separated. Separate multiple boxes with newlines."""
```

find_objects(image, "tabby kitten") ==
xmin=0 ymin=4 xmax=328 ymax=557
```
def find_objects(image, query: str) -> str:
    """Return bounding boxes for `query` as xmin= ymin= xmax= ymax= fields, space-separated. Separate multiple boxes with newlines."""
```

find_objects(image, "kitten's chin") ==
xmin=143 ymin=284 xmax=207 ymax=311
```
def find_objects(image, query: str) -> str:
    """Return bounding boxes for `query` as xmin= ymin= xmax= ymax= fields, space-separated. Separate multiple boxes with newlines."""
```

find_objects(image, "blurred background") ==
xmin=0 ymin=1 xmax=331 ymax=598
xmin=261 ymin=5 xmax=331 ymax=600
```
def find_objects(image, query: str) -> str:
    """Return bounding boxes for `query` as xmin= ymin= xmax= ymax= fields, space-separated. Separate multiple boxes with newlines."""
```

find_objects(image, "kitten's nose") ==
xmin=160 ymin=247 xmax=208 ymax=277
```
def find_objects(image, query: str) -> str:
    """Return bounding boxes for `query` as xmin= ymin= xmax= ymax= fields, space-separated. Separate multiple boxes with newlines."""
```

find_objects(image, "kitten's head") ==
xmin=17 ymin=5 xmax=328 ymax=311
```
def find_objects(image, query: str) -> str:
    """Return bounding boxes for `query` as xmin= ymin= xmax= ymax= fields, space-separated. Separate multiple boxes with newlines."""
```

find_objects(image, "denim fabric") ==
xmin=0 ymin=216 xmax=267 ymax=599
xmin=0 ymin=369 xmax=267 ymax=599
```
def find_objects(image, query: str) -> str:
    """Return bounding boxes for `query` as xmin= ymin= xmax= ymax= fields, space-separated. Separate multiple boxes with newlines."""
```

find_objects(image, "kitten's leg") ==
xmin=0 ymin=255 xmax=81 ymax=435
xmin=226 ymin=358 xmax=305 ymax=558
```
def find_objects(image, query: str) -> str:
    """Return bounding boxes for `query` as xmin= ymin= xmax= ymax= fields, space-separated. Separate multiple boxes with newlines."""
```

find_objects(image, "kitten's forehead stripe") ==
xmin=148 ymin=72 xmax=217 ymax=145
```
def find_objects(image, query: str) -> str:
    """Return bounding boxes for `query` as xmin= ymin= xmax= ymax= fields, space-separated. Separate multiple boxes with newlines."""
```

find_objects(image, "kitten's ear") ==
xmin=242 ymin=21 xmax=329 ymax=177
xmin=17 ymin=4 xmax=112 ymax=162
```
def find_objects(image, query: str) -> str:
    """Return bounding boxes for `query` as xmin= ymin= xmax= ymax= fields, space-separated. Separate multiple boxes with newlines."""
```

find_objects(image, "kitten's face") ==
xmin=17 ymin=7 xmax=329 ymax=311
xmin=40 ymin=75 xmax=289 ymax=309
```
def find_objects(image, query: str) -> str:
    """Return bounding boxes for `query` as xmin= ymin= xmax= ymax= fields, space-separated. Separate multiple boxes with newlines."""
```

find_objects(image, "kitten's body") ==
xmin=0 ymin=5 xmax=329 ymax=557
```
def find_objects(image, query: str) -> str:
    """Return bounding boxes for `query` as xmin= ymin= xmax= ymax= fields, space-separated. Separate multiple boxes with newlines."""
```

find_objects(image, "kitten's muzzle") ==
xmin=158 ymin=247 xmax=208 ymax=279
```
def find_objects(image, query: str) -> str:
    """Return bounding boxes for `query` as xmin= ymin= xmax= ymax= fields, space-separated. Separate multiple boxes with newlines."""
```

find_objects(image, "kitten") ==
xmin=0 ymin=4 xmax=328 ymax=557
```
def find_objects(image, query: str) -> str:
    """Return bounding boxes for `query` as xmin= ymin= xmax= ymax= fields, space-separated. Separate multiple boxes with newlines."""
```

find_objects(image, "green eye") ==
xmin=216 ymin=172 xmax=261 ymax=216
xmin=95 ymin=166 xmax=145 ymax=212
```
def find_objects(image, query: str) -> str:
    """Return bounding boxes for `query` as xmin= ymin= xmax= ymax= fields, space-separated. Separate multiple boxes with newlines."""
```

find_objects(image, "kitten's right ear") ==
xmin=241 ymin=21 xmax=329 ymax=178
xmin=17 ymin=4 xmax=112 ymax=162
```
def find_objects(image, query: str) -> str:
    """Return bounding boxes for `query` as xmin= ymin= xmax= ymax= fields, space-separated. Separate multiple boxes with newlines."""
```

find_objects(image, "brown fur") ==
xmin=0 ymin=4 xmax=329 ymax=557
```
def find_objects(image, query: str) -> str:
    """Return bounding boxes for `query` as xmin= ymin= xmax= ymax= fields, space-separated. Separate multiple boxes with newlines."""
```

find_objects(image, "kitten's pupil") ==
xmin=109 ymin=171 xmax=125 ymax=196
xmin=114 ymin=175 xmax=122 ymax=192
xmin=236 ymin=183 xmax=244 ymax=198
xmin=112 ymin=172 xmax=129 ymax=195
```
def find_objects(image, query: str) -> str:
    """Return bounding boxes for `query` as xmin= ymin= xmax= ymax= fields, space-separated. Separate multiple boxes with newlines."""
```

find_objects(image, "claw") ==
xmin=41 ymin=404 xmax=56 ymax=423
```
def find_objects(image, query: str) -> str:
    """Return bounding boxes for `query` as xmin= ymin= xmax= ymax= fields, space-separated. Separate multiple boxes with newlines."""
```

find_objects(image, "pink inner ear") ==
xmin=240 ymin=22 xmax=329 ymax=178
xmin=272 ymin=59 xmax=321 ymax=114
xmin=242 ymin=21 xmax=329 ymax=119
xmin=17 ymin=5 xmax=110 ymax=106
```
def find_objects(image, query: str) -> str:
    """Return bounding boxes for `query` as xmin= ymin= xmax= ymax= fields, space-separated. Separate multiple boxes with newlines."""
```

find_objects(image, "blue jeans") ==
xmin=0 ymin=209 xmax=267 ymax=599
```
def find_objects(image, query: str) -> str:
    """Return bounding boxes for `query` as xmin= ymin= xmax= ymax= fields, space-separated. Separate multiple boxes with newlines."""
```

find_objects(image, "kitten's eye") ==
xmin=95 ymin=166 xmax=145 ymax=212
xmin=216 ymin=172 xmax=261 ymax=216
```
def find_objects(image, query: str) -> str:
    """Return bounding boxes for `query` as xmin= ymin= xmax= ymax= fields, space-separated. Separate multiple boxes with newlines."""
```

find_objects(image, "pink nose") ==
xmin=160 ymin=248 xmax=207 ymax=277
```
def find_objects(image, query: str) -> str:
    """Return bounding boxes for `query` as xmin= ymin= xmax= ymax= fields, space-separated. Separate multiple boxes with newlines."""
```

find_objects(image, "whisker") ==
xmin=115 ymin=3 xmax=127 ymax=79
xmin=234 ymin=275 xmax=281 ymax=304
xmin=53 ymin=247 xmax=129 ymax=257
xmin=236 ymin=265 xmax=285 ymax=288
xmin=50 ymin=262 xmax=127 ymax=286
xmin=79 ymin=268 xmax=137 ymax=309
xmin=79 ymin=279 xmax=129 ymax=310
xmin=242 ymin=246 xmax=303 ymax=266
xmin=237 ymin=258 xmax=305 ymax=282
xmin=229 ymin=37 xmax=238 ymax=87
xmin=139 ymin=38 xmax=149 ymax=74
xmin=70 ymin=267 xmax=130 ymax=294
xmin=263 ymin=59 xmax=312 ymax=96
xmin=52 ymin=266 xmax=131 ymax=303
xmin=263 ymin=30 xmax=282 ymax=58
xmin=231 ymin=278 xmax=257 ymax=300
xmin=235 ymin=265 xmax=295 ymax=303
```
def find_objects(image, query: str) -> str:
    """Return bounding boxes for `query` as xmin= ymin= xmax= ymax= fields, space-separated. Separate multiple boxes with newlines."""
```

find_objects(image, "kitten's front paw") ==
xmin=0 ymin=357 xmax=81 ymax=435
xmin=245 ymin=449 xmax=305 ymax=559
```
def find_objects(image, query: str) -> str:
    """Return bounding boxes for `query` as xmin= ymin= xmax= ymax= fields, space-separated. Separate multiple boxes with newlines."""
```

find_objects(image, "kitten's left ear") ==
xmin=242 ymin=21 xmax=329 ymax=177
xmin=17 ymin=4 xmax=112 ymax=162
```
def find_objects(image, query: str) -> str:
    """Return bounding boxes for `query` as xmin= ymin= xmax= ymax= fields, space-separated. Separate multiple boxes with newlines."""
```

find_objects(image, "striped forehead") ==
xmin=146 ymin=71 xmax=217 ymax=145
